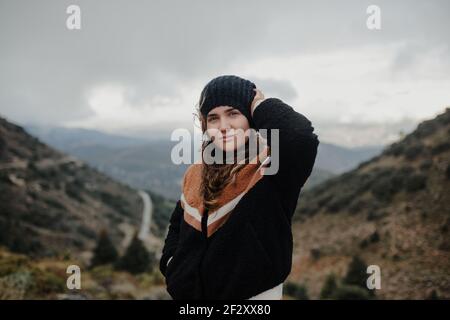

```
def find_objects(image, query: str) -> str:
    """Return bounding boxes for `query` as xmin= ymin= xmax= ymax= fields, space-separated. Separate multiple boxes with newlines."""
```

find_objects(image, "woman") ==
xmin=159 ymin=75 xmax=319 ymax=300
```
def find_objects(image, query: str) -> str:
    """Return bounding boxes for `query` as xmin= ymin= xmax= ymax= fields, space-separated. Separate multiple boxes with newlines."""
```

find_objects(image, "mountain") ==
xmin=25 ymin=126 xmax=150 ymax=150
xmin=0 ymin=116 xmax=172 ymax=261
xmin=315 ymin=142 xmax=383 ymax=174
xmin=4 ymin=109 xmax=448 ymax=299
xmin=24 ymin=125 xmax=187 ymax=201
xmin=25 ymin=125 xmax=382 ymax=199
xmin=288 ymin=108 xmax=450 ymax=299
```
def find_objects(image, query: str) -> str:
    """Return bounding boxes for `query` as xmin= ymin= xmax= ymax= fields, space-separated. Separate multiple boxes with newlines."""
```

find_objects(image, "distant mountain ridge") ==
xmin=24 ymin=125 xmax=383 ymax=199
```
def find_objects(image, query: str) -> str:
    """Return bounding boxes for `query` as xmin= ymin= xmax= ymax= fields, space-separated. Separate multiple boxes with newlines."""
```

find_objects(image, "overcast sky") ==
xmin=1 ymin=0 xmax=449 ymax=147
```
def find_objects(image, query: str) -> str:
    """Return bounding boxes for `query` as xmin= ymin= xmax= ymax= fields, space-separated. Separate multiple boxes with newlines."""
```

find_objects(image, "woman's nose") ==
xmin=219 ymin=117 xmax=231 ymax=130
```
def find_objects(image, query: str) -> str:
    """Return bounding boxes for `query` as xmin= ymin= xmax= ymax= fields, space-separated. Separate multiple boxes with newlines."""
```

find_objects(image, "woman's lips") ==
xmin=222 ymin=135 xmax=236 ymax=141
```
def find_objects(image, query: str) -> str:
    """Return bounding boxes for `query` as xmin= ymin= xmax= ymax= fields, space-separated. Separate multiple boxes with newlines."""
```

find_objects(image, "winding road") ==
xmin=138 ymin=190 xmax=153 ymax=241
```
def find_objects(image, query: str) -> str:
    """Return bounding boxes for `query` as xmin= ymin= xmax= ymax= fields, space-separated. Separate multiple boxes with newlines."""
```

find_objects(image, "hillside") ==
xmin=288 ymin=108 xmax=450 ymax=299
xmin=24 ymin=127 xmax=188 ymax=201
xmin=0 ymin=116 xmax=171 ymax=262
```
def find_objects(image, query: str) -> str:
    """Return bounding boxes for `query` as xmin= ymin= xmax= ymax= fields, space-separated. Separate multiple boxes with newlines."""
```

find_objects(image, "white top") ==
xmin=248 ymin=283 xmax=283 ymax=300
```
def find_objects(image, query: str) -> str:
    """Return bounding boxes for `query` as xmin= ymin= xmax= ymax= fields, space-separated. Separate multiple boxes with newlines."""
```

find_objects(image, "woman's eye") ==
xmin=230 ymin=112 xmax=239 ymax=116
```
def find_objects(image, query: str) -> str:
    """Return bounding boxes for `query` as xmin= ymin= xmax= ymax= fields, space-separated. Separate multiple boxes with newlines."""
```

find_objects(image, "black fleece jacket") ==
xmin=159 ymin=97 xmax=319 ymax=299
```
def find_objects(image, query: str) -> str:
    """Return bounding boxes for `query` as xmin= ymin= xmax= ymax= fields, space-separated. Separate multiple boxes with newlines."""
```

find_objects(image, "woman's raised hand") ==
xmin=250 ymin=88 xmax=265 ymax=116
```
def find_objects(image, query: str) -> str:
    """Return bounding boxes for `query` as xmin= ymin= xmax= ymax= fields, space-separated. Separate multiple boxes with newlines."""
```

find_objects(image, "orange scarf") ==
xmin=180 ymin=144 xmax=270 ymax=237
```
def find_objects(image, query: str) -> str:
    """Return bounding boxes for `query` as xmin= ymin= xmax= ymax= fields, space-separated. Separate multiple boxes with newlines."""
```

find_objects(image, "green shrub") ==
xmin=342 ymin=255 xmax=375 ymax=298
xmin=21 ymin=206 xmax=61 ymax=229
xmin=404 ymin=173 xmax=426 ymax=192
xmin=360 ymin=231 xmax=380 ymax=248
xmin=148 ymin=190 xmax=176 ymax=236
xmin=0 ymin=136 xmax=6 ymax=160
xmin=320 ymin=273 xmax=338 ymax=299
xmin=90 ymin=230 xmax=118 ymax=268
xmin=284 ymin=282 xmax=309 ymax=300
xmin=420 ymin=160 xmax=433 ymax=171
xmin=0 ymin=271 xmax=32 ymax=299
xmin=0 ymin=214 xmax=43 ymax=256
xmin=371 ymin=166 xmax=416 ymax=201
xmin=76 ymin=225 xmax=97 ymax=240
xmin=310 ymin=248 xmax=321 ymax=261
xmin=431 ymin=142 xmax=450 ymax=155
xmin=327 ymin=192 xmax=354 ymax=213
xmin=28 ymin=269 xmax=66 ymax=297
xmin=65 ymin=183 xmax=84 ymax=203
xmin=89 ymin=264 xmax=115 ymax=288
xmin=369 ymin=231 xmax=380 ymax=243
xmin=343 ymin=256 xmax=367 ymax=288
xmin=43 ymin=197 xmax=66 ymax=210
xmin=371 ymin=178 xmax=395 ymax=202
xmin=404 ymin=144 xmax=424 ymax=160
xmin=94 ymin=191 xmax=129 ymax=216
xmin=385 ymin=142 xmax=404 ymax=157
xmin=426 ymin=290 xmax=440 ymax=300
xmin=317 ymin=194 xmax=333 ymax=207
xmin=115 ymin=233 xmax=154 ymax=274
xmin=412 ymin=120 xmax=438 ymax=139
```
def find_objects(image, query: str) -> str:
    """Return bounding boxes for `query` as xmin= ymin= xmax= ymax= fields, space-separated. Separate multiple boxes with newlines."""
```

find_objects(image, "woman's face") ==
xmin=205 ymin=106 xmax=250 ymax=152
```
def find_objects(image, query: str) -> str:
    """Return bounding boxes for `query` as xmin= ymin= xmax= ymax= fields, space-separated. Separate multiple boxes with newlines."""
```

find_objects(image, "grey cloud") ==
xmin=253 ymin=78 xmax=298 ymax=103
xmin=0 ymin=0 xmax=449 ymax=127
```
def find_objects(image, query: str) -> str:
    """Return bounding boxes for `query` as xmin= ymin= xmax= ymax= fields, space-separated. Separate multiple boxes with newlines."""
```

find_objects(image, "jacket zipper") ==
xmin=199 ymin=208 xmax=209 ymax=298
xmin=201 ymin=208 xmax=209 ymax=238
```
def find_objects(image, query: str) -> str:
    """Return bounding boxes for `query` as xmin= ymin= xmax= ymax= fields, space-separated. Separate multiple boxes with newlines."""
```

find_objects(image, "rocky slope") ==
xmin=0 ymin=116 xmax=170 ymax=262
xmin=289 ymin=108 xmax=450 ymax=299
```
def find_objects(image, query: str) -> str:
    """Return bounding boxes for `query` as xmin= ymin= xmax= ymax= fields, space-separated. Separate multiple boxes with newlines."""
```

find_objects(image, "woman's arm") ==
xmin=251 ymin=94 xmax=319 ymax=219
xmin=159 ymin=200 xmax=183 ymax=277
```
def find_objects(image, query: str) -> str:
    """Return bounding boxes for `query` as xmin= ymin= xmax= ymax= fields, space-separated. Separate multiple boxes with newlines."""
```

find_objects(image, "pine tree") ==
xmin=342 ymin=255 xmax=375 ymax=298
xmin=320 ymin=273 xmax=338 ymax=299
xmin=343 ymin=255 xmax=367 ymax=288
xmin=90 ymin=230 xmax=118 ymax=267
xmin=115 ymin=233 xmax=153 ymax=274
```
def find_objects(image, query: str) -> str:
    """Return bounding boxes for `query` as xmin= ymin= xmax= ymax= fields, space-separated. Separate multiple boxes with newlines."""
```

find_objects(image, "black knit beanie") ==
xmin=199 ymin=75 xmax=257 ymax=127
